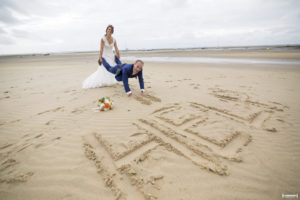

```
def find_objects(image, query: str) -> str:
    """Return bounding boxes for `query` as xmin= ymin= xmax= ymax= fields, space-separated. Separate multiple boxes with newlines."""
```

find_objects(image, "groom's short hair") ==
xmin=135 ymin=60 xmax=144 ymax=65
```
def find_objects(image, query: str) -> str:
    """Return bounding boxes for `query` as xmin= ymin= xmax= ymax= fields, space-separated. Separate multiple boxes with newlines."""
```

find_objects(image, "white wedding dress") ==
xmin=82 ymin=36 xmax=117 ymax=89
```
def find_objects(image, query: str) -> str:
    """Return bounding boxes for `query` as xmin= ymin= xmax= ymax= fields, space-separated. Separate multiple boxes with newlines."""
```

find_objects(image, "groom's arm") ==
xmin=138 ymin=70 xmax=145 ymax=93
xmin=122 ymin=69 xmax=131 ymax=95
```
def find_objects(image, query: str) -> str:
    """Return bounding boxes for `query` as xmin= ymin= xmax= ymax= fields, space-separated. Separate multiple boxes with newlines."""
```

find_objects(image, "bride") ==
xmin=82 ymin=25 xmax=120 ymax=88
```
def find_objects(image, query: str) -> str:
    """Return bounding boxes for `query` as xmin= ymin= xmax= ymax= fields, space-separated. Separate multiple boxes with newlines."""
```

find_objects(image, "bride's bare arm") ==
xmin=99 ymin=39 xmax=104 ymax=62
xmin=114 ymin=41 xmax=120 ymax=59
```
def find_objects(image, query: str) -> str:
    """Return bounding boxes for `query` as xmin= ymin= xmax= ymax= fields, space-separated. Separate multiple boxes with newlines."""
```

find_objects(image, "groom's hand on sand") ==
xmin=128 ymin=93 xmax=136 ymax=98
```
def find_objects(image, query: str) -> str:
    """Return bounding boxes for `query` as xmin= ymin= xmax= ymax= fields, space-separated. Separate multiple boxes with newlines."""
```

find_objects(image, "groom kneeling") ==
xmin=101 ymin=57 xmax=145 ymax=97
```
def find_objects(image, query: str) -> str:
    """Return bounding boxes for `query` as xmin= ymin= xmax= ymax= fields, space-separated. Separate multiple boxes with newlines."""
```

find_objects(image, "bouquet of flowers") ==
xmin=96 ymin=97 xmax=113 ymax=111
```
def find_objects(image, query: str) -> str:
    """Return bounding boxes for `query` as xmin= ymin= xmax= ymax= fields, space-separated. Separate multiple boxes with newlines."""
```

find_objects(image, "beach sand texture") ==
xmin=0 ymin=49 xmax=300 ymax=199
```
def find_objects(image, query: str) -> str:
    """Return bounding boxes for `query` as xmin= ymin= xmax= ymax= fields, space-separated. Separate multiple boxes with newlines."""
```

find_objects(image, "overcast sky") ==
xmin=0 ymin=0 xmax=299 ymax=55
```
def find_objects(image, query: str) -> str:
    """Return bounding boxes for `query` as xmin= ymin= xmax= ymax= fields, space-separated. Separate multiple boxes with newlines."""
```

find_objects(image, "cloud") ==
xmin=0 ymin=6 xmax=20 ymax=24
xmin=0 ymin=35 xmax=15 ymax=45
xmin=0 ymin=0 xmax=299 ymax=55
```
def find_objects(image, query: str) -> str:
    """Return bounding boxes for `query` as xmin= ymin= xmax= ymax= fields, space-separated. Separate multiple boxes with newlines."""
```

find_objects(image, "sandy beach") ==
xmin=0 ymin=49 xmax=300 ymax=200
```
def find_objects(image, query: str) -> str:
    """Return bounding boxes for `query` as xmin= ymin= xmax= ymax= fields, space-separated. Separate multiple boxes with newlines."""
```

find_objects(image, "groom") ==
xmin=100 ymin=57 xmax=145 ymax=97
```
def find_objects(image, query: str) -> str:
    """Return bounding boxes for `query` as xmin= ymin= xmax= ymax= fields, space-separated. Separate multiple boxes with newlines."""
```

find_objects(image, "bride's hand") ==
xmin=98 ymin=58 xmax=102 ymax=65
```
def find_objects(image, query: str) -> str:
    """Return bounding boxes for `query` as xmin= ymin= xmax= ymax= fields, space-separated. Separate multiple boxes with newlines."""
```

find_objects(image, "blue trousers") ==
xmin=102 ymin=56 xmax=122 ymax=74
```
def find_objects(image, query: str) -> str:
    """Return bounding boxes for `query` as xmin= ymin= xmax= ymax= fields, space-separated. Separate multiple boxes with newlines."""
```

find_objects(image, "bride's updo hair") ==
xmin=106 ymin=24 xmax=114 ymax=34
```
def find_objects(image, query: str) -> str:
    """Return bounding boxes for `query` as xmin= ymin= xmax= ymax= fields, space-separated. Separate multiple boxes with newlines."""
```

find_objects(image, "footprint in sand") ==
xmin=135 ymin=94 xmax=161 ymax=105
xmin=0 ymin=171 xmax=34 ymax=184
xmin=0 ymin=96 xmax=10 ymax=100
xmin=135 ymin=95 xmax=151 ymax=105
xmin=71 ymin=107 xmax=85 ymax=114
xmin=0 ymin=158 xmax=18 ymax=172
xmin=64 ymin=89 xmax=77 ymax=94
xmin=37 ymin=106 xmax=64 ymax=115
xmin=143 ymin=94 xmax=161 ymax=102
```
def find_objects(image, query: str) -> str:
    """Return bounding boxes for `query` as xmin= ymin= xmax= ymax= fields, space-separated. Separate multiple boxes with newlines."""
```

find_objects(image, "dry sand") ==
xmin=0 ymin=50 xmax=300 ymax=200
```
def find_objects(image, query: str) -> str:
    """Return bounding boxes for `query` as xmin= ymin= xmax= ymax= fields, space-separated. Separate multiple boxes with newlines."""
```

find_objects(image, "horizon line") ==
xmin=1 ymin=44 xmax=300 ymax=57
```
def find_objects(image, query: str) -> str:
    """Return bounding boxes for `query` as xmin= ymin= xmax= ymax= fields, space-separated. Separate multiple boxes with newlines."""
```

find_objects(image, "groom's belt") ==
xmin=115 ymin=63 xmax=126 ymax=76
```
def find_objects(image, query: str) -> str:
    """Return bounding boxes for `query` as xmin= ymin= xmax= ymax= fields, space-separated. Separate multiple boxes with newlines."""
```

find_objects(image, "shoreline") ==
xmin=1 ymin=45 xmax=300 ymax=59
xmin=122 ymin=56 xmax=300 ymax=65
